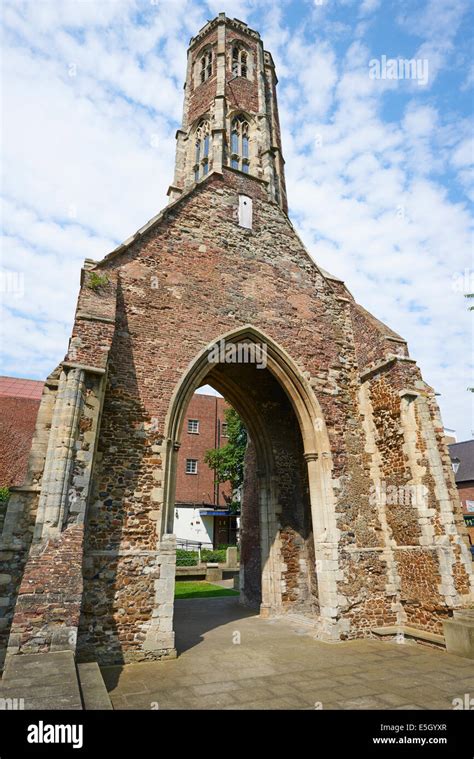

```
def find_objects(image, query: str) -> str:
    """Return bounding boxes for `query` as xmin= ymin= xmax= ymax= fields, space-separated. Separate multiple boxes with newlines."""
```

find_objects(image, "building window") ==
xmin=194 ymin=120 xmax=211 ymax=181
xmin=230 ymin=115 xmax=250 ymax=173
xmin=186 ymin=459 xmax=198 ymax=474
xmin=188 ymin=419 xmax=199 ymax=434
xmin=200 ymin=49 xmax=213 ymax=83
xmin=221 ymin=423 xmax=228 ymax=437
xmin=232 ymin=45 xmax=248 ymax=78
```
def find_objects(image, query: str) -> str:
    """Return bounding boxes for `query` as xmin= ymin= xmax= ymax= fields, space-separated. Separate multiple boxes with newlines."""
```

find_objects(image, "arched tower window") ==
xmin=232 ymin=45 xmax=248 ymax=78
xmin=199 ymin=48 xmax=213 ymax=83
xmin=194 ymin=120 xmax=211 ymax=181
xmin=230 ymin=115 xmax=250 ymax=173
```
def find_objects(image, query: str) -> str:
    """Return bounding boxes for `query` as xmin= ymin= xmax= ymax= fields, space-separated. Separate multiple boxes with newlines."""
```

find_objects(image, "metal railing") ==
xmin=176 ymin=538 xmax=214 ymax=565
xmin=176 ymin=538 xmax=213 ymax=551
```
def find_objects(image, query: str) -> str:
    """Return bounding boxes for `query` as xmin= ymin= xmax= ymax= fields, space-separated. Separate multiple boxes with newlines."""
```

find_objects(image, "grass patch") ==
xmin=87 ymin=272 xmax=109 ymax=291
xmin=174 ymin=581 xmax=239 ymax=599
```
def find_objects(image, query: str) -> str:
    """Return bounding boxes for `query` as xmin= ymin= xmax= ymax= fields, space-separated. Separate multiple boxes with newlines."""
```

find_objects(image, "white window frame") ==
xmin=186 ymin=459 xmax=198 ymax=475
xmin=188 ymin=419 xmax=200 ymax=434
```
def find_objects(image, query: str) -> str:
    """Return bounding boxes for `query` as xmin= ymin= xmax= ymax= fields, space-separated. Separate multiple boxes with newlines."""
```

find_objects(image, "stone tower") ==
xmin=168 ymin=13 xmax=287 ymax=211
xmin=1 ymin=14 xmax=472 ymax=670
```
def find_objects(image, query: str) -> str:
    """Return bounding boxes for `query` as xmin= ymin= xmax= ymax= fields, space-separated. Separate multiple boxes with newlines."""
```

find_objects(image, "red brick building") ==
xmin=449 ymin=440 xmax=474 ymax=544
xmin=175 ymin=392 xmax=230 ymax=506
xmin=173 ymin=391 xmax=237 ymax=548
xmin=0 ymin=377 xmax=43 ymax=487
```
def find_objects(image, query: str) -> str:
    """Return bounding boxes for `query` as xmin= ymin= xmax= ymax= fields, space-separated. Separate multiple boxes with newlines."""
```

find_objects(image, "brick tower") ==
xmin=168 ymin=13 xmax=287 ymax=212
xmin=1 ymin=14 xmax=473 ymax=675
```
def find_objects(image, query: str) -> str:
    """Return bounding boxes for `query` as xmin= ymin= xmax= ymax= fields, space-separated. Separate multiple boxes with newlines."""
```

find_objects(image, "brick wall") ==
xmin=458 ymin=482 xmax=474 ymax=542
xmin=0 ymin=397 xmax=41 ymax=487
xmin=175 ymin=393 xmax=231 ymax=505
xmin=0 ymin=376 xmax=44 ymax=488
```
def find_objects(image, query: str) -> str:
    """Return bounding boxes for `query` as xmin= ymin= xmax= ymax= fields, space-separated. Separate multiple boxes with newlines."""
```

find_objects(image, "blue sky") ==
xmin=1 ymin=0 xmax=473 ymax=438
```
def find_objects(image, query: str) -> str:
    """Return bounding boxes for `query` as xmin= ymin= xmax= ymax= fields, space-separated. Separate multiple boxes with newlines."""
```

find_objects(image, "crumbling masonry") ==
xmin=1 ymin=14 xmax=472 ymax=668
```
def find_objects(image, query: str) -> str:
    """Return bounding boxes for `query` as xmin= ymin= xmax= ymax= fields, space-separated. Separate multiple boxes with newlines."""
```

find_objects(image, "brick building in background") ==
xmin=449 ymin=440 xmax=474 ymax=545
xmin=173 ymin=391 xmax=237 ymax=548
xmin=0 ymin=377 xmax=43 ymax=487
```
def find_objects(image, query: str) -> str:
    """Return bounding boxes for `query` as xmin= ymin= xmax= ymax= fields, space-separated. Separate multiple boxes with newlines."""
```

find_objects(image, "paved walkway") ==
xmin=101 ymin=598 xmax=474 ymax=710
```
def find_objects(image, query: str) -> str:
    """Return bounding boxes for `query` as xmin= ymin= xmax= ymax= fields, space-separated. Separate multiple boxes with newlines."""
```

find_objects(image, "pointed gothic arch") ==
xmin=193 ymin=118 xmax=212 ymax=181
xmin=229 ymin=40 xmax=253 ymax=79
xmin=229 ymin=114 xmax=250 ymax=173
xmin=158 ymin=325 xmax=341 ymax=633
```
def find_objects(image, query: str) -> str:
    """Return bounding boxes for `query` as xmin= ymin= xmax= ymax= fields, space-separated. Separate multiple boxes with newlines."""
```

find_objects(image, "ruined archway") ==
xmin=158 ymin=325 xmax=341 ymax=641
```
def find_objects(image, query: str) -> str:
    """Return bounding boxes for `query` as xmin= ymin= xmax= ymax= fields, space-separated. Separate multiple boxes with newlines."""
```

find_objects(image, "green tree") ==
xmin=204 ymin=408 xmax=247 ymax=509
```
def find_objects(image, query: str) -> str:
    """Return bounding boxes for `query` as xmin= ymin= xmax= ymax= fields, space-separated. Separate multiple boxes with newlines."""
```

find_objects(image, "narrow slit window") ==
xmin=231 ymin=129 xmax=239 ymax=154
xmin=232 ymin=46 xmax=239 ymax=76
xmin=241 ymin=51 xmax=247 ymax=78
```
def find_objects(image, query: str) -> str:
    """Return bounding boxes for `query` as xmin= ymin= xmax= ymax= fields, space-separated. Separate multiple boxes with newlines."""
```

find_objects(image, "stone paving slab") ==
xmin=101 ymin=597 xmax=474 ymax=711
xmin=0 ymin=651 xmax=83 ymax=710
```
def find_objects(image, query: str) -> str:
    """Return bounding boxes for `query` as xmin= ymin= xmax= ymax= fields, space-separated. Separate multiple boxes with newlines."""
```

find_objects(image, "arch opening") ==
xmin=160 ymin=327 xmax=340 ymax=640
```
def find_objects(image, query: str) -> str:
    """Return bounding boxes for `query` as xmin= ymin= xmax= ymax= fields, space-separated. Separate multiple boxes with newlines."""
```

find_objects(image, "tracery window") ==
xmin=200 ymin=48 xmax=213 ymax=83
xmin=194 ymin=120 xmax=211 ymax=181
xmin=230 ymin=115 xmax=250 ymax=173
xmin=232 ymin=45 xmax=248 ymax=78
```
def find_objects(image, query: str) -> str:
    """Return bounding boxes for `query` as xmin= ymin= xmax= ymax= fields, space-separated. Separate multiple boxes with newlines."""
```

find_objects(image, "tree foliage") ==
xmin=204 ymin=407 xmax=247 ymax=504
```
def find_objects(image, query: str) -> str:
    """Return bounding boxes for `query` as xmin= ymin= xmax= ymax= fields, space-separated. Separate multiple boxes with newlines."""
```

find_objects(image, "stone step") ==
xmin=77 ymin=662 xmax=113 ymax=710
xmin=443 ymin=612 xmax=474 ymax=659
xmin=371 ymin=626 xmax=445 ymax=646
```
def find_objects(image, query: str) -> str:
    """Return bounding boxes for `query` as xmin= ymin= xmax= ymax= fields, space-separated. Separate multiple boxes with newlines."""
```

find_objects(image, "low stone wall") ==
xmin=176 ymin=565 xmax=240 ymax=581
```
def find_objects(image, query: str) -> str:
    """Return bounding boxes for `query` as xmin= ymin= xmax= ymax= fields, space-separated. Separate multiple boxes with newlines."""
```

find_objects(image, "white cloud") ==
xmin=359 ymin=0 xmax=380 ymax=16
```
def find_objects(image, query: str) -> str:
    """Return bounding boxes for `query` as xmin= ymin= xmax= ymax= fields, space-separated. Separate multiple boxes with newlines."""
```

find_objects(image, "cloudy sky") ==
xmin=1 ymin=0 xmax=473 ymax=438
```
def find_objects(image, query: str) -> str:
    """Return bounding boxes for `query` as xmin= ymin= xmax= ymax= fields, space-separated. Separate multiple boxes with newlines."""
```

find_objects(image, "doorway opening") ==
xmin=161 ymin=327 xmax=338 ymax=642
